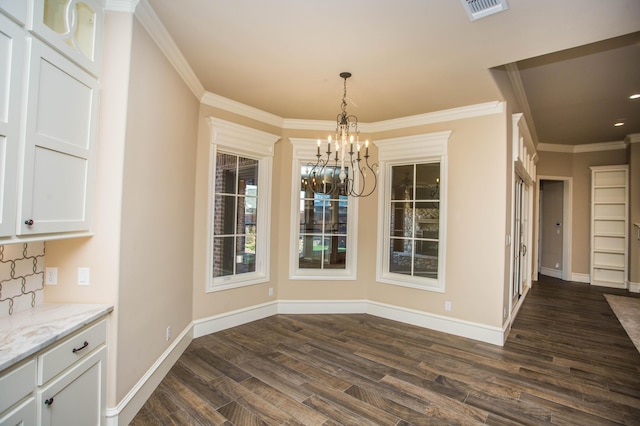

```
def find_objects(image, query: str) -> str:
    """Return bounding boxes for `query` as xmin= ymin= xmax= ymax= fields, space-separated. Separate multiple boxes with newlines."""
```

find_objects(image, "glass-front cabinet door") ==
xmin=31 ymin=0 xmax=103 ymax=75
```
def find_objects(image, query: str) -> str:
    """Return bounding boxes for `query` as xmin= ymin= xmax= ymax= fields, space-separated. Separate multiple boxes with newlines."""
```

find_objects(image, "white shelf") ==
xmin=590 ymin=165 xmax=628 ymax=289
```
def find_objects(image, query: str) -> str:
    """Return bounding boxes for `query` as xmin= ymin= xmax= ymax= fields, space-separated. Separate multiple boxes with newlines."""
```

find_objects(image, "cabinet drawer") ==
xmin=37 ymin=320 xmax=106 ymax=385
xmin=0 ymin=359 xmax=35 ymax=414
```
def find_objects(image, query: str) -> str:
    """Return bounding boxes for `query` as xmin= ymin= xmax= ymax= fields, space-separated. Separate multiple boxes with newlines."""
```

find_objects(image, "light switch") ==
xmin=78 ymin=267 xmax=90 ymax=286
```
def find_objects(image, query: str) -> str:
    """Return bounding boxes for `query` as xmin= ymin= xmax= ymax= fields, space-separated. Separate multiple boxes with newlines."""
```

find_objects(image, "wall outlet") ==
xmin=268 ymin=287 xmax=273 ymax=296
xmin=78 ymin=267 xmax=90 ymax=286
xmin=166 ymin=326 xmax=171 ymax=341
xmin=45 ymin=267 xmax=58 ymax=285
xmin=445 ymin=301 xmax=452 ymax=311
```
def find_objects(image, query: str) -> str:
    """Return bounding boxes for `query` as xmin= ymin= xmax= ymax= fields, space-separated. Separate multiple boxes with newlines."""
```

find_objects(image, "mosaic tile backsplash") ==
xmin=0 ymin=242 xmax=45 ymax=317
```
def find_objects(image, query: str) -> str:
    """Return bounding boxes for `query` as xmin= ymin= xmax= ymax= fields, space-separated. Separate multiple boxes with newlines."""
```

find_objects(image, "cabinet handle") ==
xmin=44 ymin=397 xmax=54 ymax=406
xmin=72 ymin=341 xmax=89 ymax=353
xmin=24 ymin=219 xmax=34 ymax=226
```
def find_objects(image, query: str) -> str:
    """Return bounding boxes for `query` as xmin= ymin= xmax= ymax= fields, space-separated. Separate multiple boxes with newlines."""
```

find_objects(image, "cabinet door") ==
xmin=30 ymin=0 xmax=103 ymax=76
xmin=18 ymin=38 xmax=98 ymax=236
xmin=0 ymin=13 xmax=24 ymax=237
xmin=38 ymin=347 xmax=105 ymax=426
xmin=0 ymin=398 xmax=36 ymax=426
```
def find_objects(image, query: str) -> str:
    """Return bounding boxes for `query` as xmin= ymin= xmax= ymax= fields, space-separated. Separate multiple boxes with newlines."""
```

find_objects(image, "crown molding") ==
xmin=104 ymin=0 xmax=139 ymax=12
xmin=283 ymin=102 xmax=504 ymax=134
xmin=134 ymin=0 xmax=205 ymax=100
xmin=365 ymin=101 xmax=504 ymax=133
xmin=537 ymin=140 xmax=628 ymax=153
xmin=505 ymin=63 xmax=540 ymax=145
xmin=625 ymin=133 xmax=640 ymax=144
xmin=201 ymin=92 xmax=284 ymax=128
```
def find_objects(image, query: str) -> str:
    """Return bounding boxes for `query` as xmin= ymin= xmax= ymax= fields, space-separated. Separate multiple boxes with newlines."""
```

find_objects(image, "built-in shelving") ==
xmin=590 ymin=165 xmax=628 ymax=288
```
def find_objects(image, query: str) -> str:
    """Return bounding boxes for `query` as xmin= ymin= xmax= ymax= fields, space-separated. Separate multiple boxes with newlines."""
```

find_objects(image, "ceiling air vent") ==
xmin=461 ymin=0 xmax=509 ymax=21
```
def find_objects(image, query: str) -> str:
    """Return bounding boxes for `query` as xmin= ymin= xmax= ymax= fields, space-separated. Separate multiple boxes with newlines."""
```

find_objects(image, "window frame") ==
xmin=206 ymin=118 xmax=279 ymax=292
xmin=289 ymin=138 xmax=359 ymax=280
xmin=375 ymin=131 xmax=450 ymax=292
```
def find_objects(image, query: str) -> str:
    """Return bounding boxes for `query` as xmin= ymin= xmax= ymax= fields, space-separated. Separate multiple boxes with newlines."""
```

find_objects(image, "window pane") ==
xmin=237 ymin=196 xmax=257 ymax=237
xmin=415 ymin=240 xmax=438 ymax=278
xmin=238 ymin=158 xmax=258 ymax=195
xmin=214 ymin=194 xmax=235 ymax=235
xmin=300 ymin=198 xmax=322 ymax=233
xmin=391 ymin=165 xmax=414 ymax=200
xmin=215 ymin=153 xmax=237 ymax=194
xmin=390 ymin=238 xmax=412 ymax=275
xmin=213 ymin=236 xmax=234 ymax=277
xmin=416 ymin=163 xmax=440 ymax=200
xmin=390 ymin=201 xmax=412 ymax=237
xmin=236 ymin=235 xmax=256 ymax=274
xmin=323 ymin=236 xmax=346 ymax=269
xmin=299 ymin=235 xmax=322 ymax=269
xmin=415 ymin=202 xmax=439 ymax=239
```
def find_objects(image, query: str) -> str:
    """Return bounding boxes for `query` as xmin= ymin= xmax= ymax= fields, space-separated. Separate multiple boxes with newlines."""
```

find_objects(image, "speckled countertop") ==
xmin=0 ymin=304 xmax=113 ymax=372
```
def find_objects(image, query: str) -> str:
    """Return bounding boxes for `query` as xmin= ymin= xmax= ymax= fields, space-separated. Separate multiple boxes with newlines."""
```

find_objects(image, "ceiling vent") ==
xmin=461 ymin=0 xmax=509 ymax=21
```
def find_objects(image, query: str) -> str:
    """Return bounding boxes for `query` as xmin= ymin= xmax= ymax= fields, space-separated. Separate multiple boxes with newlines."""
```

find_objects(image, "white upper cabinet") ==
xmin=0 ymin=13 xmax=24 ymax=237
xmin=31 ymin=0 xmax=103 ymax=76
xmin=18 ymin=38 xmax=98 ymax=235
xmin=0 ymin=0 xmax=103 ymax=241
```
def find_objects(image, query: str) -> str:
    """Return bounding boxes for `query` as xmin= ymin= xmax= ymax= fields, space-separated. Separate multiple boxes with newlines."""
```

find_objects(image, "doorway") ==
xmin=535 ymin=176 xmax=573 ymax=282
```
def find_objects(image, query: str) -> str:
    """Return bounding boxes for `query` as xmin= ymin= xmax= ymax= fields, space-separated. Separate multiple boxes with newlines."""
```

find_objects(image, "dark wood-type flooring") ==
xmin=131 ymin=277 xmax=640 ymax=425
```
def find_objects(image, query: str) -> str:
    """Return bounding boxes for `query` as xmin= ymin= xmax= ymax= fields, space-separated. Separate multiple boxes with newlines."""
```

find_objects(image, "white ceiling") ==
xmin=145 ymin=0 xmax=640 ymax=146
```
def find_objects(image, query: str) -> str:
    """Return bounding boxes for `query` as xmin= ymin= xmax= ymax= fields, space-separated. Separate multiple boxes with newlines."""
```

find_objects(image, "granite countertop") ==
xmin=0 ymin=304 xmax=113 ymax=372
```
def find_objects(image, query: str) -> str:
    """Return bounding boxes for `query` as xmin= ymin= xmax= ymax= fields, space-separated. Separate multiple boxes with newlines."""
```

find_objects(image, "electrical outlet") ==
xmin=166 ymin=326 xmax=171 ymax=341
xmin=45 ymin=267 xmax=58 ymax=285
xmin=445 ymin=301 xmax=452 ymax=311
xmin=268 ymin=287 xmax=273 ymax=296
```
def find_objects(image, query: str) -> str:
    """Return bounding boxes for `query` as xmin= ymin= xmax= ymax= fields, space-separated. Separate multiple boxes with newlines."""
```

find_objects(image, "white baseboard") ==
xmin=193 ymin=301 xmax=278 ymax=338
xmin=278 ymin=299 xmax=368 ymax=314
xmin=540 ymin=267 xmax=562 ymax=279
xmin=629 ymin=281 xmax=640 ymax=293
xmin=571 ymin=273 xmax=590 ymax=283
xmin=366 ymin=300 xmax=506 ymax=346
xmin=105 ymin=322 xmax=193 ymax=426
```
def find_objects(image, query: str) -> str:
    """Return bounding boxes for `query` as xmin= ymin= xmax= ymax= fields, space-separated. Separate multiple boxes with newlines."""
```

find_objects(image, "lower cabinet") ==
xmin=38 ymin=347 xmax=106 ymax=426
xmin=0 ymin=318 xmax=107 ymax=426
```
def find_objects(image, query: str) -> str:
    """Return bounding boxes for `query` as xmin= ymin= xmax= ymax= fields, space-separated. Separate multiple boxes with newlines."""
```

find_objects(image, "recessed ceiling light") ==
xmin=630 ymin=93 xmax=640 ymax=100
xmin=614 ymin=121 xmax=625 ymax=127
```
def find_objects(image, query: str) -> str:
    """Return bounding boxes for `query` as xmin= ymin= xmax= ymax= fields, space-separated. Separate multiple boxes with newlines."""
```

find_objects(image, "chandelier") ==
xmin=304 ymin=72 xmax=378 ymax=198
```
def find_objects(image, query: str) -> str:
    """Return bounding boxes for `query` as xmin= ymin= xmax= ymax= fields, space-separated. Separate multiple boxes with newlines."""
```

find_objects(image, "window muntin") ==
xmin=298 ymin=166 xmax=349 ymax=270
xmin=213 ymin=153 xmax=259 ymax=278
xmin=388 ymin=163 xmax=440 ymax=279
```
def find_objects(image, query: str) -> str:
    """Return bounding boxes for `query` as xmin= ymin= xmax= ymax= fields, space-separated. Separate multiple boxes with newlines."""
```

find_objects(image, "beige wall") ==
xmin=115 ymin=17 xmax=198 ymax=401
xmin=537 ymin=148 xmax=628 ymax=276
xmin=45 ymin=12 xmax=199 ymax=406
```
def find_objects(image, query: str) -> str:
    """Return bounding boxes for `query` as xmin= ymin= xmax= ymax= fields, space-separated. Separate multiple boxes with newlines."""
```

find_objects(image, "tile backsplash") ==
xmin=0 ymin=242 xmax=45 ymax=317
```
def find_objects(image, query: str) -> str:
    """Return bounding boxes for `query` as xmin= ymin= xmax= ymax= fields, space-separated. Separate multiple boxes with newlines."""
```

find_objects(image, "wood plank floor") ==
xmin=131 ymin=277 xmax=640 ymax=425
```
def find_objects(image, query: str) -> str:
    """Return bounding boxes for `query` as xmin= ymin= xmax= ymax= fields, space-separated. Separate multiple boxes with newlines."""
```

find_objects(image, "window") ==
xmin=289 ymin=139 xmax=358 ymax=280
xmin=207 ymin=118 xmax=279 ymax=292
xmin=376 ymin=132 xmax=450 ymax=291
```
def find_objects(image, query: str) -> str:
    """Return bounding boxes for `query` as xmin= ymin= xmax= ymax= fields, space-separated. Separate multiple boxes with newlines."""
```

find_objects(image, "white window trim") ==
xmin=288 ymin=138 xmax=358 ymax=280
xmin=375 ymin=131 xmax=451 ymax=292
xmin=206 ymin=118 xmax=280 ymax=292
